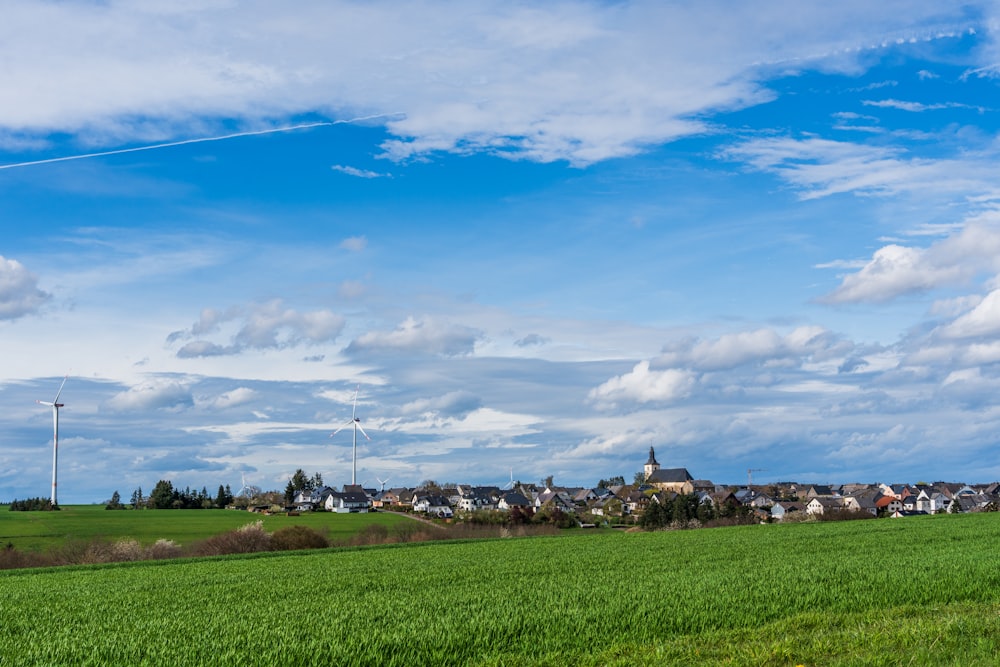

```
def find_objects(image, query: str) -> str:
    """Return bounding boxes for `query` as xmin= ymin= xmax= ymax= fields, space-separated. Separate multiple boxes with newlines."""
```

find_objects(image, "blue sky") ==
xmin=2 ymin=1 xmax=1000 ymax=502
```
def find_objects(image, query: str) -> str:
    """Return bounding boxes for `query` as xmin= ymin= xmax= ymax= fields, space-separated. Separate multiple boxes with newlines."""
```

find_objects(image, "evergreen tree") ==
xmin=149 ymin=480 xmax=175 ymax=509
xmin=290 ymin=469 xmax=312 ymax=492
xmin=130 ymin=487 xmax=144 ymax=510
xmin=105 ymin=490 xmax=123 ymax=510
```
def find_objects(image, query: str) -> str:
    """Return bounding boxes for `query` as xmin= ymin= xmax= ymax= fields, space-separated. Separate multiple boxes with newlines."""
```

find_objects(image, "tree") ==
xmin=633 ymin=471 xmax=647 ymax=486
xmin=129 ymin=487 xmax=144 ymax=510
xmin=696 ymin=498 xmax=715 ymax=523
xmin=215 ymin=484 xmax=232 ymax=508
xmin=639 ymin=498 xmax=668 ymax=529
xmin=290 ymin=469 xmax=313 ymax=492
xmin=149 ymin=480 xmax=175 ymax=510
xmin=604 ymin=497 xmax=624 ymax=518
xmin=284 ymin=481 xmax=296 ymax=504
xmin=105 ymin=490 xmax=123 ymax=510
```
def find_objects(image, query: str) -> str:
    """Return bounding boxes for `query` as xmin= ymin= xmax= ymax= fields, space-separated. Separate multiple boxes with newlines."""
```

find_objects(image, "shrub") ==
xmin=146 ymin=539 xmax=183 ymax=560
xmin=270 ymin=525 xmax=329 ymax=551
xmin=192 ymin=520 xmax=272 ymax=556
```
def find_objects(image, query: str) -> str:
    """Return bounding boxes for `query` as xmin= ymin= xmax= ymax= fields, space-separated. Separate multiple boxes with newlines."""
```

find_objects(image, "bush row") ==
xmin=0 ymin=519 xmax=559 ymax=570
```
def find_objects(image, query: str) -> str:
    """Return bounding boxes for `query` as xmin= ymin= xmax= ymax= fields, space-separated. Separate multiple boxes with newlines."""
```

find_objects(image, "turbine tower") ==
xmin=37 ymin=376 xmax=68 ymax=506
xmin=331 ymin=385 xmax=371 ymax=485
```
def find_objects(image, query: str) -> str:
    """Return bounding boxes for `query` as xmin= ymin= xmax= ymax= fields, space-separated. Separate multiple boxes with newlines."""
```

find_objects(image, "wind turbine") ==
xmin=36 ymin=376 xmax=68 ymax=506
xmin=331 ymin=385 xmax=370 ymax=486
xmin=376 ymin=476 xmax=391 ymax=492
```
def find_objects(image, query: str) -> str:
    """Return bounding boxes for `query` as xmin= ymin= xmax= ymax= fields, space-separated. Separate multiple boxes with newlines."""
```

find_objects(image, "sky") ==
xmin=2 ymin=1 xmax=1000 ymax=503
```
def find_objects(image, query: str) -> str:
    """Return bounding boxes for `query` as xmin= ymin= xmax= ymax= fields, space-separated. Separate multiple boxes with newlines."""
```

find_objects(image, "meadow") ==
xmin=1 ymin=512 xmax=999 ymax=665
xmin=0 ymin=504 xmax=411 ymax=552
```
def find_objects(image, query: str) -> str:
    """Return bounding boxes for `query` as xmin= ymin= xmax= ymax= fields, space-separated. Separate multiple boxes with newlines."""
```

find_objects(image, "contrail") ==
xmin=0 ymin=112 xmax=404 ymax=171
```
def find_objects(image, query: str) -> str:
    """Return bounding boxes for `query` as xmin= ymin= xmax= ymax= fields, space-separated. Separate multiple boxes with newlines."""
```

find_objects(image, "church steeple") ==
xmin=644 ymin=446 xmax=660 ymax=480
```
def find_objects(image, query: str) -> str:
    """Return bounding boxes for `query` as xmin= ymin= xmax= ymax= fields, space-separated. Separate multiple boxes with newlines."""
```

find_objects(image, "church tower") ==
xmin=644 ymin=446 xmax=660 ymax=480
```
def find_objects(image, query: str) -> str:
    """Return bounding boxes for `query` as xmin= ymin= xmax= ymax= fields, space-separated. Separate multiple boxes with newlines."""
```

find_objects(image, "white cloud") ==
xmin=722 ymin=136 xmax=995 ymax=201
xmin=938 ymin=289 xmax=1000 ymax=339
xmin=339 ymin=236 xmax=367 ymax=252
xmin=588 ymin=361 xmax=696 ymax=409
xmin=105 ymin=378 xmax=194 ymax=412
xmin=170 ymin=300 xmax=345 ymax=357
xmin=0 ymin=2 xmax=984 ymax=166
xmin=0 ymin=256 xmax=50 ymax=320
xmin=206 ymin=387 xmax=258 ymax=410
xmin=822 ymin=214 xmax=1000 ymax=303
xmin=331 ymin=165 xmax=388 ymax=179
xmin=400 ymin=390 xmax=482 ymax=418
xmin=346 ymin=316 xmax=482 ymax=357
xmin=862 ymin=99 xmax=978 ymax=112
xmin=662 ymin=326 xmax=840 ymax=371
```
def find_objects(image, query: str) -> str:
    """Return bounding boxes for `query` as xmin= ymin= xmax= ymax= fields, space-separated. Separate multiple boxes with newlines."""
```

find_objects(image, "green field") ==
xmin=1 ymin=512 xmax=999 ymax=665
xmin=0 ymin=504 xmax=411 ymax=552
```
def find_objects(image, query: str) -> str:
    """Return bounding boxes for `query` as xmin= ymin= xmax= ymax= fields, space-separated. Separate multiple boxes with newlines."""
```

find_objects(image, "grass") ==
xmin=0 ymin=512 xmax=998 ymax=665
xmin=0 ymin=504 xmax=411 ymax=551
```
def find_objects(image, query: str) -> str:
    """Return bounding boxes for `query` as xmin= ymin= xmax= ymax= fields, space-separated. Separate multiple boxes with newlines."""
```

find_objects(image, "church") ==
xmin=643 ymin=446 xmax=695 ymax=493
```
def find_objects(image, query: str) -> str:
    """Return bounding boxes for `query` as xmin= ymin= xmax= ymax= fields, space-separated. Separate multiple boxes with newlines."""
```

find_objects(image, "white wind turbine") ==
xmin=376 ymin=476 xmax=391 ymax=492
xmin=36 ymin=376 xmax=68 ymax=506
xmin=331 ymin=385 xmax=371 ymax=486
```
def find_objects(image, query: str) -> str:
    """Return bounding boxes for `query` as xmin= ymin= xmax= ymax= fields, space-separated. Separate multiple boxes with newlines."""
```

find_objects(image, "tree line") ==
xmin=8 ymin=498 xmax=59 ymax=512
xmin=637 ymin=492 xmax=754 ymax=529
xmin=110 ymin=469 xmax=325 ymax=511
xmin=107 ymin=482 xmax=236 ymax=510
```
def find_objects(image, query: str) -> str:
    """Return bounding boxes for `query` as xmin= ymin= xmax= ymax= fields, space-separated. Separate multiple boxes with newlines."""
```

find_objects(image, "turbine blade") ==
xmin=53 ymin=375 xmax=68 ymax=403
xmin=356 ymin=423 xmax=371 ymax=440
xmin=331 ymin=419 xmax=355 ymax=436
xmin=351 ymin=384 xmax=360 ymax=419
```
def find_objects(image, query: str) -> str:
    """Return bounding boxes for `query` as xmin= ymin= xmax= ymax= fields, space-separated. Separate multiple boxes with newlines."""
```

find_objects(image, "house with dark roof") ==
xmin=682 ymin=479 xmax=716 ymax=495
xmin=805 ymin=485 xmax=837 ymax=499
xmin=647 ymin=468 xmax=694 ymax=493
xmin=842 ymin=494 xmax=878 ymax=516
xmin=497 ymin=491 xmax=531 ymax=510
xmin=806 ymin=496 xmax=843 ymax=515
xmin=413 ymin=494 xmax=454 ymax=518
xmin=325 ymin=490 xmax=372 ymax=513
xmin=771 ymin=501 xmax=805 ymax=521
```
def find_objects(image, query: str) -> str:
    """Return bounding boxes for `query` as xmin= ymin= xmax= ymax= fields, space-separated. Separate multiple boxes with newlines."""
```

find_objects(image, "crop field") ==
xmin=0 ymin=504 xmax=411 ymax=551
xmin=1 ymin=513 xmax=999 ymax=666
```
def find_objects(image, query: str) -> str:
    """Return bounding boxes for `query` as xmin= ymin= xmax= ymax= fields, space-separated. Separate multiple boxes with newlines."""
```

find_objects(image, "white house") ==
xmin=325 ymin=491 xmax=371 ymax=513
xmin=413 ymin=495 xmax=454 ymax=518
xmin=806 ymin=497 xmax=843 ymax=515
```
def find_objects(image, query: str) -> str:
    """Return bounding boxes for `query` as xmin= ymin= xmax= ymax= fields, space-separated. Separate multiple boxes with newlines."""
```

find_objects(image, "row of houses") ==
xmin=272 ymin=447 xmax=1000 ymax=521
xmin=771 ymin=481 xmax=1000 ymax=520
xmin=284 ymin=482 xmax=636 ymax=518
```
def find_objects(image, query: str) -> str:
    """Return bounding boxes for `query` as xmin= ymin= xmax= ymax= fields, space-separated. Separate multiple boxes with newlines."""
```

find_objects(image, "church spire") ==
xmin=644 ymin=446 xmax=660 ymax=480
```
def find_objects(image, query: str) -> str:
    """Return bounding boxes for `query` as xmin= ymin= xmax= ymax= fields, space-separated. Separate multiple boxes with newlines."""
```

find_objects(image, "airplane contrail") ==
xmin=0 ymin=112 xmax=405 ymax=171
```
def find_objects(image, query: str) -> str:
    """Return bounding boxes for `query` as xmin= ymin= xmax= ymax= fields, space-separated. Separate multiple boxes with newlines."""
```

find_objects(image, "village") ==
xmin=272 ymin=447 xmax=1000 ymax=522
